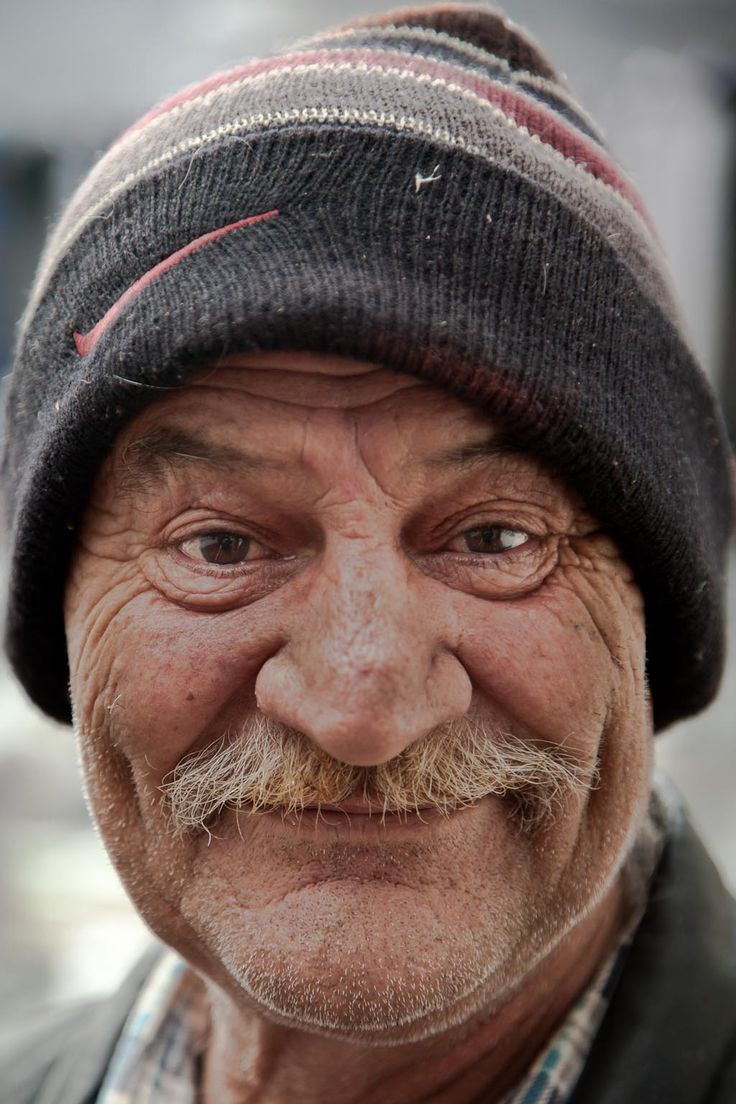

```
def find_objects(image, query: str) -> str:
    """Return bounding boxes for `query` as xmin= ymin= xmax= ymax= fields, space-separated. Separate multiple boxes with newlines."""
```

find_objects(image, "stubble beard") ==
xmin=154 ymin=713 xmax=620 ymax=1044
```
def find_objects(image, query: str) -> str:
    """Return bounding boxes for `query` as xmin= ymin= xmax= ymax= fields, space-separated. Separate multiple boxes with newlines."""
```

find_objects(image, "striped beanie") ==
xmin=2 ymin=3 xmax=733 ymax=728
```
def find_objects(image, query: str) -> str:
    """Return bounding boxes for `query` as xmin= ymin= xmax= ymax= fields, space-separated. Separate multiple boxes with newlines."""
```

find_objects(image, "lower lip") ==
xmin=265 ymin=805 xmax=455 ymax=829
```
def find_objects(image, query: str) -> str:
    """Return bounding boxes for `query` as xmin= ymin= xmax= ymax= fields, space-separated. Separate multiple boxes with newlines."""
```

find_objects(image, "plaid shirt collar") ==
xmin=499 ymin=933 xmax=634 ymax=1104
xmin=98 ymin=788 xmax=671 ymax=1104
xmin=96 ymin=950 xmax=207 ymax=1104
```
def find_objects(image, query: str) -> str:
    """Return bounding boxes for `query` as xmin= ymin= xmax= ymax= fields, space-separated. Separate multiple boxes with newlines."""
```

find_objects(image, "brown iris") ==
xmin=197 ymin=533 xmax=251 ymax=565
xmin=462 ymin=526 xmax=527 ymax=554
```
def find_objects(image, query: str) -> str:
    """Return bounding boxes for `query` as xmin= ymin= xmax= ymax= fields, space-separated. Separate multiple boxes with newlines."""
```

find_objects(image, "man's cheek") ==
xmin=66 ymin=573 xmax=148 ymax=726
xmin=458 ymin=596 xmax=618 ymax=749
xmin=71 ymin=591 xmax=281 ymax=769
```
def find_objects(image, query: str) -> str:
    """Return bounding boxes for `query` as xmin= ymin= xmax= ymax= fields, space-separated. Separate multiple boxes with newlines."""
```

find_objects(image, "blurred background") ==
xmin=0 ymin=0 xmax=734 ymax=1024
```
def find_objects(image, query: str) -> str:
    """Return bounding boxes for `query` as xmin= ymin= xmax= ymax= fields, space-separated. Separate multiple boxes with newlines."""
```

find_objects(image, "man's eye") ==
xmin=180 ymin=533 xmax=253 ymax=565
xmin=459 ymin=526 xmax=530 ymax=554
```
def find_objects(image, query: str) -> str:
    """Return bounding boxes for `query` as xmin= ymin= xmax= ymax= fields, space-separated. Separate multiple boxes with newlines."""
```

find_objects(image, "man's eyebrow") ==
xmin=120 ymin=426 xmax=287 ymax=482
xmin=120 ymin=426 xmax=524 ymax=484
xmin=426 ymin=433 xmax=525 ymax=469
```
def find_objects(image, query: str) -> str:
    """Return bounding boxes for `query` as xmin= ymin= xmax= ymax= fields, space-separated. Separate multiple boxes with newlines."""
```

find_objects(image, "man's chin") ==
xmin=216 ymin=946 xmax=494 ymax=1045
xmin=186 ymin=875 xmax=505 ymax=1044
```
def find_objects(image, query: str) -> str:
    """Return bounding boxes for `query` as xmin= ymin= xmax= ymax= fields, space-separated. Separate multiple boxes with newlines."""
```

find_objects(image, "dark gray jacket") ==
xmin=3 ymin=813 xmax=736 ymax=1103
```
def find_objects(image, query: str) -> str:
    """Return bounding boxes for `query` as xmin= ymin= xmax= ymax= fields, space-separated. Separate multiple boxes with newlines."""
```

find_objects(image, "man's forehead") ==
xmin=102 ymin=351 xmax=564 ymax=513
xmin=187 ymin=350 xmax=433 ymax=410
xmin=116 ymin=350 xmax=515 ymax=468
xmin=208 ymin=350 xmax=396 ymax=378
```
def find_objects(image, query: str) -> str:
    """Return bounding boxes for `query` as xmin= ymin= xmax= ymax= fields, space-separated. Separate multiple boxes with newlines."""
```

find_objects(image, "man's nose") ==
xmin=254 ymin=540 xmax=472 ymax=766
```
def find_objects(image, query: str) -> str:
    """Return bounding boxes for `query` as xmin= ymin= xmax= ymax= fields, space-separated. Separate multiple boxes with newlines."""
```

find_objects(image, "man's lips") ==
xmin=279 ymin=798 xmax=456 ymax=823
xmin=251 ymin=799 xmax=480 ymax=837
xmin=307 ymin=799 xmax=427 ymax=815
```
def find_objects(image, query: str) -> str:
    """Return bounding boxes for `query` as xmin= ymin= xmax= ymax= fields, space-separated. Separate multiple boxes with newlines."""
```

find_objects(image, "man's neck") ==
xmin=201 ymin=879 xmax=627 ymax=1104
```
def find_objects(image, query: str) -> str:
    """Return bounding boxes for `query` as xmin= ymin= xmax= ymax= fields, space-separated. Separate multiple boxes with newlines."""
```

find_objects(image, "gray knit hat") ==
xmin=2 ymin=4 xmax=733 ymax=727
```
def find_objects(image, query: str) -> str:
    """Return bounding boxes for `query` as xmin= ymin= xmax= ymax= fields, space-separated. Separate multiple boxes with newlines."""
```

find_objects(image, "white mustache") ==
xmin=160 ymin=714 xmax=590 ymax=835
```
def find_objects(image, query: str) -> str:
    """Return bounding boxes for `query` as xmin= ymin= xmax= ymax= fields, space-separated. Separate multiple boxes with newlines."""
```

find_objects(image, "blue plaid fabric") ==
xmin=96 ymin=950 xmax=207 ymax=1104
xmin=500 ymin=936 xmax=632 ymax=1104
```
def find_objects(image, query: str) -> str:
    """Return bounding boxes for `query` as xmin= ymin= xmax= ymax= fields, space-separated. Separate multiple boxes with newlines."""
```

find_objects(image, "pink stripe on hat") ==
xmin=73 ymin=210 xmax=280 ymax=357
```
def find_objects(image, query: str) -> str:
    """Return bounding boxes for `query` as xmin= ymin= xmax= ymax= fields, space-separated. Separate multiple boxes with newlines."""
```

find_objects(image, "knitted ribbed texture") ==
xmin=1 ymin=4 xmax=733 ymax=726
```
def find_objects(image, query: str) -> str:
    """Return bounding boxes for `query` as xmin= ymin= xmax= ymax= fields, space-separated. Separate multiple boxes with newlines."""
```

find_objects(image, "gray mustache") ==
xmin=159 ymin=714 xmax=591 ymax=836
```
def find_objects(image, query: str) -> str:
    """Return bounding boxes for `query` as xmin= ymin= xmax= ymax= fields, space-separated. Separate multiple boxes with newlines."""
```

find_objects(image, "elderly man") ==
xmin=1 ymin=4 xmax=735 ymax=1102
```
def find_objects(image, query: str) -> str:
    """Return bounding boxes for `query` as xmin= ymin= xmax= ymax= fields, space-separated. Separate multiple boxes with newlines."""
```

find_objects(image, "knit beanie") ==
xmin=1 ymin=3 xmax=733 ymax=728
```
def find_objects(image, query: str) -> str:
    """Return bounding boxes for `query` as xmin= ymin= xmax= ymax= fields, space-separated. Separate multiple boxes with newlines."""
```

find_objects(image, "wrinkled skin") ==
xmin=64 ymin=352 xmax=653 ymax=1104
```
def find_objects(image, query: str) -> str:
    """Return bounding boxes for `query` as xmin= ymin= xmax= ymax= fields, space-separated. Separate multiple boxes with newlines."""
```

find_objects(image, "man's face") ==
xmin=64 ymin=353 xmax=652 ymax=1042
